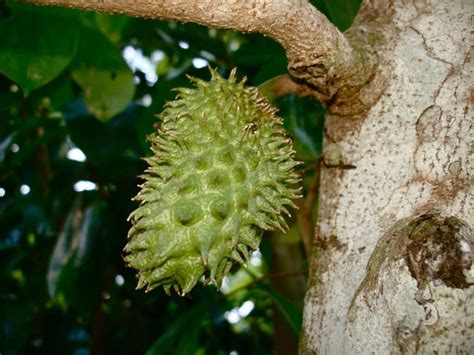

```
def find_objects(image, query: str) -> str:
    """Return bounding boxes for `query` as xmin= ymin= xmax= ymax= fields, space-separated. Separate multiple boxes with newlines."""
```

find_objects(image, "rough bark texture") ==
xmin=300 ymin=0 xmax=473 ymax=353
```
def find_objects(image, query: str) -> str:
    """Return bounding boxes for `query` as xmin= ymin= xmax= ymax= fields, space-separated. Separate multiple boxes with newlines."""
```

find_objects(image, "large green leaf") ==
xmin=230 ymin=34 xmax=287 ymax=85
xmin=277 ymin=95 xmax=325 ymax=162
xmin=47 ymin=199 xmax=106 ymax=312
xmin=28 ymin=73 xmax=75 ymax=113
xmin=71 ymin=27 xmax=135 ymax=121
xmin=145 ymin=305 xmax=206 ymax=355
xmin=324 ymin=0 xmax=362 ymax=31
xmin=0 ymin=3 xmax=79 ymax=95
xmin=0 ymin=302 xmax=34 ymax=353
xmin=64 ymin=102 xmax=144 ymax=182
xmin=264 ymin=287 xmax=303 ymax=337
xmin=311 ymin=0 xmax=362 ymax=31
xmin=93 ymin=13 xmax=131 ymax=45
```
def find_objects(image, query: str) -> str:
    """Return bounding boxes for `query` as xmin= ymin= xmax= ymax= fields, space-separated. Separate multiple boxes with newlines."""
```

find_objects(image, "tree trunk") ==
xmin=299 ymin=0 xmax=473 ymax=353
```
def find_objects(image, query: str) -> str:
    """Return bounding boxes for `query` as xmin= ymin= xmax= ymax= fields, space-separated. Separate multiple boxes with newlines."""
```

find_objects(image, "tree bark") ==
xmin=300 ymin=0 xmax=473 ymax=353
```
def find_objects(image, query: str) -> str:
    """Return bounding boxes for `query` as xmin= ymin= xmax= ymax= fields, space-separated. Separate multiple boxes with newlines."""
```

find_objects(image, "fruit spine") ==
xmin=124 ymin=69 xmax=300 ymax=295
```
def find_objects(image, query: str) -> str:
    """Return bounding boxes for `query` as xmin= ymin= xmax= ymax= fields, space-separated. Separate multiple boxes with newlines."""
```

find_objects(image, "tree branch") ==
xmin=258 ymin=74 xmax=322 ymax=103
xmin=23 ymin=0 xmax=375 ymax=111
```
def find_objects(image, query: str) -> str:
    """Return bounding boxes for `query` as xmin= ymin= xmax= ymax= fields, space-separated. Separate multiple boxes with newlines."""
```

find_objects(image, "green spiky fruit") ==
xmin=124 ymin=69 xmax=301 ymax=295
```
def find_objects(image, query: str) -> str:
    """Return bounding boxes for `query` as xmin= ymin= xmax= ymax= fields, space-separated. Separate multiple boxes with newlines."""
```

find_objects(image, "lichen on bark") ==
xmin=351 ymin=210 xmax=473 ymax=306
xmin=346 ymin=210 xmax=474 ymax=353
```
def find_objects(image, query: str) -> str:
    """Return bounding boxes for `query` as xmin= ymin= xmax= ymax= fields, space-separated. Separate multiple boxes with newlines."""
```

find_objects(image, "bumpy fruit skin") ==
xmin=124 ymin=69 xmax=301 ymax=295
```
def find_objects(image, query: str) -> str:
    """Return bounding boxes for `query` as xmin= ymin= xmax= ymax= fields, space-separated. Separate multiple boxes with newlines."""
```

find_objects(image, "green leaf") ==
xmin=64 ymin=102 xmax=144 ymax=182
xmin=93 ymin=13 xmax=131 ymax=45
xmin=0 ymin=89 xmax=21 ymax=112
xmin=277 ymin=95 xmax=325 ymax=162
xmin=0 ymin=132 xmax=14 ymax=162
xmin=145 ymin=305 xmax=205 ymax=355
xmin=175 ymin=319 xmax=200 ymax=355
xmin=264 ymin=287 xmax=303 ymax=337
xmin=47 ymin=199 xmax=106 ymax=312
xmin=71 ymin=27 xmax=135 ymax=121
xmin=310 ymin=0 xmax=330 ymax=18
xmin=312 ymin=0 xmax=362 ymax=31
xmin=230 ymin=34 xmax=287 ymax=84
xmin=325 ymin=0 xmax=362 ymax=31
xmin=28 ymin=74 xmax=75 ymax=114
xmin=0 ymin=4 xmax=80 ymax=95
xmin=0 ymin=302 xmax=33 ymax=353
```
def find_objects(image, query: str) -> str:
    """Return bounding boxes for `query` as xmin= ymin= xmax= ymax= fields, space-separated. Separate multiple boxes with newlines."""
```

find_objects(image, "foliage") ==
xmin=0 ymin=0 xmax=360 ymax=353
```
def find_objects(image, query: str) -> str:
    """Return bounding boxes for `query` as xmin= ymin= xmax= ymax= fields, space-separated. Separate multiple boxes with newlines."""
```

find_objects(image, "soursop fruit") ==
xmin=124 ymin=69 xmax=301 ymax=295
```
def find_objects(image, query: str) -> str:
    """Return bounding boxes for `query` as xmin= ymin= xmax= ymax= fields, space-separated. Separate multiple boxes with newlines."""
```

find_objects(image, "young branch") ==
xmin=23 ymin=0 xmax=374 ymax=112
xmin=258 ymin=75 xmax=322 ymax=103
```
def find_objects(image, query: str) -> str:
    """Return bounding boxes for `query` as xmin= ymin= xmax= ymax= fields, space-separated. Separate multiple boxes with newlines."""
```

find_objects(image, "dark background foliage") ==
xmin=0 ymin=0 xmax=360 ymax=354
